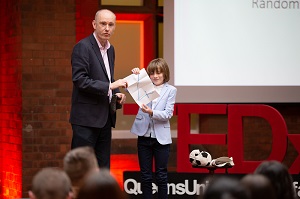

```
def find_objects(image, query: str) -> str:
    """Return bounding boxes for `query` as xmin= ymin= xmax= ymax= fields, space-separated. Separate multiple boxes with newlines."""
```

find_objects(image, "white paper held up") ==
xmin=124 ymin=68 xmax=160 ymax=107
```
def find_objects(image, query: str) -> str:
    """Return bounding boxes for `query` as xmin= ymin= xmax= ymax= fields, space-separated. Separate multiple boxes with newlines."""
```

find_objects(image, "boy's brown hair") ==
xmin=146 ymin=58 xmax=170 ymax=83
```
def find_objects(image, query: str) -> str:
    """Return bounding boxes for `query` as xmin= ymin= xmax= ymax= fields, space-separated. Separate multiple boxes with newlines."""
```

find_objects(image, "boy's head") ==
xmin=146 ymin=58 xmax=170 ymax=83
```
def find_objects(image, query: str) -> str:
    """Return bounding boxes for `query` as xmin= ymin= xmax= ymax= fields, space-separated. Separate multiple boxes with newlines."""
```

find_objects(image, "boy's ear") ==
xmin=28 ymin=191 xmax=36 ymax=199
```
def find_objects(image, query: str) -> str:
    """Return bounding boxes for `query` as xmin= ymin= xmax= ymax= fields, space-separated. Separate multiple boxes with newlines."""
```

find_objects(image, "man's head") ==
xmin=92 ymin=9 xmax=116 ymax=46
xmin=63 ymin=147 xmax=99 ymax=190
xmin=29 ymin=168 xmax=72 ymax=199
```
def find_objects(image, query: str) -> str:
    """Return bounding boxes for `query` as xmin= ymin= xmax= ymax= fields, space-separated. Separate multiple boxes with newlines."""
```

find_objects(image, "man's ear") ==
xmin=28 ymin=191 xmax=36 ymax=199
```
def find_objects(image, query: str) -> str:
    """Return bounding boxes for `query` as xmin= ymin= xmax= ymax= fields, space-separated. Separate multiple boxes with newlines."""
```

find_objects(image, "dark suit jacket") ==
xmin=69 ymin=34 xmax=119 ymax=128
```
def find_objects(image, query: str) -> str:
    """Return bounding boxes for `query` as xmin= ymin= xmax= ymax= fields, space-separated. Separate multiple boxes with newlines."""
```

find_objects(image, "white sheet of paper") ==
xmin=124 ymin=68 xmax=160 ymax=107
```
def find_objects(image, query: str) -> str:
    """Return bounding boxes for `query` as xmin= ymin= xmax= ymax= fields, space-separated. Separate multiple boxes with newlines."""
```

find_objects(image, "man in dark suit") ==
xmin=70 ymin=9 xmax=127 ymax=169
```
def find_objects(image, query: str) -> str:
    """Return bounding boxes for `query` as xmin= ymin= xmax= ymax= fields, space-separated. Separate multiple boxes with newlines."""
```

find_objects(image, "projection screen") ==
xmin=164 ymin=0 xmax=300 ymax=103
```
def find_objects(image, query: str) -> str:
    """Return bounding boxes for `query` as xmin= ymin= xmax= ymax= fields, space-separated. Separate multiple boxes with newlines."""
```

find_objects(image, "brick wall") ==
xmin=75 ymin=0 xmax=98 ymax=41
xmin=21 ymin=0 xmax=76 ymax=197
xmin=0 ymin=0 xmax=23 ymax=198
xmin=0 ymin=0 xmax=299 ymax=198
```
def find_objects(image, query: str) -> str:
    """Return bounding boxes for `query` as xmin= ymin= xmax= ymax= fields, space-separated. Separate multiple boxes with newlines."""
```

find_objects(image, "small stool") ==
xmin=192 ymin=165 xmax=233 ymax=174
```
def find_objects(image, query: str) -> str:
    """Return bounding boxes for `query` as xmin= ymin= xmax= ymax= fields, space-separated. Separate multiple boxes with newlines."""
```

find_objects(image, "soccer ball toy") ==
xmin=189 ymin=150 xmax=212 ymax=167
xmin=189 ymin=149 xmax=201 ymax=166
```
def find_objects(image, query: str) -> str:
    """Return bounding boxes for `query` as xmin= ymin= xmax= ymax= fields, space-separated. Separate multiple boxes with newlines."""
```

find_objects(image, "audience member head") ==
xmin=254 ymin=160 xmax=297 ymax=199
xmin=63 ymin=146 xmax=99 ymax=198
xmin=240 ymin=173 xmax=276 ymax=199
xmin=77 ymin=169 xmax=127 ymax=199
xmin=29 ymin=167 xmax=72 ymax=199
xmin=201 ymin=176 xmax=250 ymax=199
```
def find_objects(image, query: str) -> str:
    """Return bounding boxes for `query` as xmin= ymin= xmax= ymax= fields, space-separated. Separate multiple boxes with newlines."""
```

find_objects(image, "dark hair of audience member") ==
xmin=240 ymin=173 xmax=276 ymax=199
xmin=77 ymin=169 xmax=127 ymax=199
xmin=201 ymin=176 xmax=250 ymax=199
xmin=254 ymin=160 xmax=297 ymax=199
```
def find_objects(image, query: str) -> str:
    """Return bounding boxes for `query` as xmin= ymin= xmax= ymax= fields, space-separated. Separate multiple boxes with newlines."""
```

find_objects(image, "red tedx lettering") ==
xmin=288 ymin=134 xmax=300 ymax=173
xmin=228 ymin=104 xmax=288 ymax=173
xmin=123 ymin=104 xmax=300 ymax=174
xmin=176 ymin=104 xmax=227 ymax=173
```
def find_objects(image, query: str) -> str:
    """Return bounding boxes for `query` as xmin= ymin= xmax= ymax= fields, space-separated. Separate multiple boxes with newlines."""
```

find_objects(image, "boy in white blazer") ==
xmin=131 ymin=58 xmax=177 ymax=199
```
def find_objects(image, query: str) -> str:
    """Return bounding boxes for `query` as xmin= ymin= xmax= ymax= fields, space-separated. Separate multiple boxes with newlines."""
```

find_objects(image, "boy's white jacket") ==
xmin=130 ymin=83 xmax=177 ymax=145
